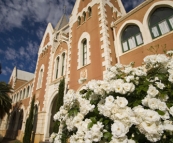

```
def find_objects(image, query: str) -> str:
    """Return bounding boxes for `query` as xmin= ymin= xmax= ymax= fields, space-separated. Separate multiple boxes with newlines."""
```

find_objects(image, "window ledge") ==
xmin=77 ymin=63 xmax=90 ymax=70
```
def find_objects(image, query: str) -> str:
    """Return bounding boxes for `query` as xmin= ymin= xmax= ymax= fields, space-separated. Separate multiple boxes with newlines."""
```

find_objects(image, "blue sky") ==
xmin=0 ymin=0 xmax=144 ymax=83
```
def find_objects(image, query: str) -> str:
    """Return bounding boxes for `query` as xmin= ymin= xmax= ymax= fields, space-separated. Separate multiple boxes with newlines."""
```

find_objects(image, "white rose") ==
xmin=73 ymin=113 xmax=84 ymax=128
xmin=168 ymin=74 xmax=173 ymax=83
xmin=128 ymin=139 xmax=136 ymax=143
xmin=160 ymin=111 xmax=170 ymax=120
xmin=158 ymin=101 xmax=167 ymax=111
xmin=116 ymin=96 xmax=128 ymax=108
xmin=164 ymin=120 xmax=173 ymax=131
xmin=147 ymin=85 xmax=159 ymax=97
xmin=111 ymin=121 xmax=128 ymax=138
xmin=140 ymin=122 xmax=158 ymax=134
xmin=169 ymin=106 xmax=173 ymax=116
xmin=142 ymin=96 xmax=150 ymax=106
xmin=148 ymin=98 xmax=159 ymax=110
xmin=155 ymin=82 xmax=165 ymax=89
xmin=123 ymin=83 xmax=135 ymax=93
xmin=144 ymin=110 xmax=160 ymax=123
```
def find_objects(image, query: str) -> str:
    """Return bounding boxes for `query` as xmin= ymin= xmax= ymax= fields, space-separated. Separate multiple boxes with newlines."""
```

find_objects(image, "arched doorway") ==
xmin=5 ymin=107 xmax=24 ymax=139
xmin=49 ymin=95 xmax=58 ymax=135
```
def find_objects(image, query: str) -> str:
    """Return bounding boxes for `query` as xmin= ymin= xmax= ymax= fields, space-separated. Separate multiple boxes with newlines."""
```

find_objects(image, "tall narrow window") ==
xmin=55 ymin=57 xmax=60 ymax=79
xmin=26 ymin=86 xmax=30 ymax=98
xmin=83 ymin=39 xmax=87 ymax=66
xmin=61 ymin=53 xmax=65 ymax=76
xmin=149 ymin=7 xmax=173 ymax=39
xmin=20 ymin=91 xmax=22 ymax=100
xmin=88 ymin=7 xmax=92 ymax=17
xmin=78 ymin=16 xmax=81 ymax=26
xmin=38 ymin=69 xmax=43 ymax=88
xmin=83 ymin=12 xmax=86 ymax=22
xmin=121 ymin=25 xmax=143 ymax=52
xmin=23 ymin=89 xmax=25 ymax=99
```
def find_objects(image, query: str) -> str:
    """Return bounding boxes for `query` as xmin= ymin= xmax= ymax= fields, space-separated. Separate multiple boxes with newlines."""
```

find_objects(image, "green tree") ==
xmin=53 ymin=78 xmax=65 ymax=133
xmin=23 ymin=95 xmax=35 ymax=143
xmin=0 ymin=82 xmax=12 ymax=119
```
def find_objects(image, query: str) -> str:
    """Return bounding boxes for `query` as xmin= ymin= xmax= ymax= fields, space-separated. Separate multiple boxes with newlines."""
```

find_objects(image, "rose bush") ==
xmin=50 ymin=51 xmax=173 ymax=143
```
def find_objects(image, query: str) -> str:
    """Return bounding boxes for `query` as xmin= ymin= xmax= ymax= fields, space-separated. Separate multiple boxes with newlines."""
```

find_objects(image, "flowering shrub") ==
xmin=51 ymin=51 xmax=173 ymax=143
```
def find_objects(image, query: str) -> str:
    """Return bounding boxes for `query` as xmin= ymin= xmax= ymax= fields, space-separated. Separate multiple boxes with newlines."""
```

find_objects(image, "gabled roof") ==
xmin=55 ymin=15 xmax=68 ymax=31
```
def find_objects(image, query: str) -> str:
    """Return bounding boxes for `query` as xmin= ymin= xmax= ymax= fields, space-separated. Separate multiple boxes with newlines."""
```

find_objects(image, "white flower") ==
xmin=73 ymin=113 xmax=84 ymax=128
xmin=158 ymin=101 xmax=167 ymax=111
xmin=123 ymin=83 xmax=135 ymax=93
xmin=147 ymin=85 xmax=159 ymax=98
xmin=148 ymin=98 xmax=159 ymax=110
xmin=142 ymin=96 xmax=150 ymax=107
xmin=163 ymin=120 xmax=173 ymax=131
xmin=168 ymin=74 xmax=173 ymax=83
xmin=110 ymin=136 xmax=128 ymax=143
xmin=155 ymin=81 xmax=165 ymax=89
xmin=116 ymin=96 xmax=128 ymax=108
xmin=111 ymin=121 xmax=128 ymax=138
xmin=160 ymin=111 xmax=170 ymax=120
xmin=144 ymin=110 xmax=160 ymax=123
xmin=169 ymin=106 xmax=173 ymax=116
xmin=128 ymin=139 xmax=136 ymax=143
xmin=140 ymin=122 xmax=159 ymax=134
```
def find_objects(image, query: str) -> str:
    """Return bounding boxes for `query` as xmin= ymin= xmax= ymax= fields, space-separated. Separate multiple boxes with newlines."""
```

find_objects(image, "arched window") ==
xmin=82 ymin=39 xmax=87 ymax=66
xmin=17 ymin=93 xmax=19 ymax=102
xmin=20 ymin=90 xmax=22 ymax=100
xmin=88 ymin=7 xmax=92 ymax=17
xmin=23 ymin=88 xmax=26 ymax=99
xmin=83 ymin=12 xmax=86 ymax=22
xmin=37 ymin=67 xmax=44 ymax=89
xmin=121 ymin=25 xmax=143 ymax=52
xmin=26 ymin=86 xmax=30 ymax=98
xmin=78 ymin=16 xmax=81 ymax=26
xmin=55 ymin=57 xmax=60 ymax=79
xmin=149 ymin=7 xmax=173 ymax=38
xmin=61 ymin=53 xmax=65 ymax=76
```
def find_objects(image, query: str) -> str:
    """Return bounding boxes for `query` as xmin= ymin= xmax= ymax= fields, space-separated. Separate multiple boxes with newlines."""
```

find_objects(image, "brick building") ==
xmin=0 ymin=0 xmax=173 ymax=142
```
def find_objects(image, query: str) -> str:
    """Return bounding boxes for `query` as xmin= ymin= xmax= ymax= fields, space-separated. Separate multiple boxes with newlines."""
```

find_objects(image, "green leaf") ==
xmin=103 ymin=120 xmax=109 ymax=125
xmin=103 ymin=132 xmax=112 ymax=141
xmin=88 ymin=122 xmax=94 ymax=129
xmin=90 ymin=117 xmax=97 ymax=123
xmin=157 ymin=110 xmax=165 ymax=116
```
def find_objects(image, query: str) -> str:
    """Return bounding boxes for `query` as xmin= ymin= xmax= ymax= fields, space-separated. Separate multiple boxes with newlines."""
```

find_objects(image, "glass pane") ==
xmin=128 ymin=37 xmax=136 ymax=49
xmin=159 ymin=20 xmax=170 ymax=35
xmin=169 ymin=16 xmax=173 ymax=29
xmin=136 ymin=33 xmax=143 ymax=45
xmin=122 ymin=41 xmax=128 ymax=52
xmin=151 ymin=26 xmax=160 ymax=37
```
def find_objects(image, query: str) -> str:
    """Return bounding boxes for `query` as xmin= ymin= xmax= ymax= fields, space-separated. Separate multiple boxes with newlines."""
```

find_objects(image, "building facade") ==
xmin=0 ymin=0 xmax=173 ymax=142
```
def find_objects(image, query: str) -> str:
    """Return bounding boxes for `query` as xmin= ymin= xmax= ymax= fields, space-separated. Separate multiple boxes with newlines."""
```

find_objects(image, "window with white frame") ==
xmin=55 ymin=57 xmax=60 ymax=79
xmin=83 ymin=12 xmax=86 ymax=22
xmin=37 ymin=66 xmax=44 ymax=89
xmin=88 ymin=7 xmax=92 ymax=17
xmin=61 ymin=53 xmax=65 ymax=76
xmin=77 ymin=32 xmax=91 ymax=69
xmin=121 ymin=25 xmax=143 ymax=52
xmin=149 ymin=7 xmax=173 ymax=39
xmin=23 ymin=88 xmax=25 ymax=99
xmin=82 ymin=39 xmax=87 ymax=66
xmin=20 ymin=91 xmax=22 ymax=100
xmin=78 ymin=16 xmax=81 ymax=26
xmin=26 ymin=86 xmax=30 ymax=98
